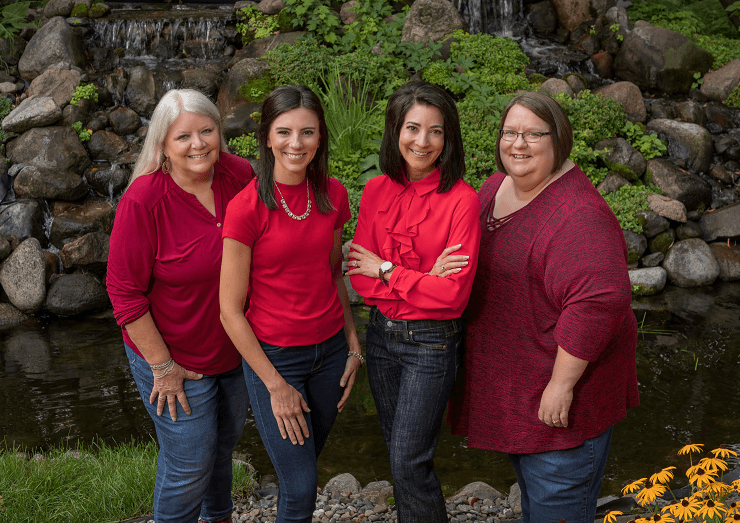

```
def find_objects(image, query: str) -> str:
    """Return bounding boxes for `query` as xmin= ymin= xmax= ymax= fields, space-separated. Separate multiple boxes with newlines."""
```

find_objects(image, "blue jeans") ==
xmin=508 ymin=426 xmax=614 ymax=523
xmin=126 ymin=345 xmax=249 ymax=523
xmin=242 ymin=329 xmax=348 ymax=523
xmin=365 ymin=307 xmax=461 ymax=523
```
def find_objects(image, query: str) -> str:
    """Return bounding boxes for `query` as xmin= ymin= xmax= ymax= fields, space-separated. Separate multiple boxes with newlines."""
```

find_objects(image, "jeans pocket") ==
xmin=259 ymin=341 xmax=288 ymax=355
xmin=409 ymin=326 xmax=458 ymax=350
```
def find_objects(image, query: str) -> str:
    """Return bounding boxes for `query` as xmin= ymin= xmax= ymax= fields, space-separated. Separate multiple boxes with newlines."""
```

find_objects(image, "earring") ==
xmin=162 ymin=156 xmax=170 ymax=175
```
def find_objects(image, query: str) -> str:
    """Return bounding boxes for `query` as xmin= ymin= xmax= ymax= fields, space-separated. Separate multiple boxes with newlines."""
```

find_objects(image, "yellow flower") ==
xmin=651 ymin=466 xmax=677 ymax=484
xmin=702 ymin=480 xmax=731 ymax=497
xmin=604 ymin=511 xmax=623 ymax=523
xmin=636 ymin=480 xmax=667 ymax=507
xmin=622 ymin=478 xmax=647 ymax=495
xmin=726 ymin=513 xmax=740 ymax=523
xmin=678 ymin=443 xmax=704 ymax=455
xmin=687 ymin=466 xmax=718 ymax=488
xmin=650 ymin=513 xmax=675 ymax=522
xmin=697 ymin=499 xmax=726 ymax=519
xmin=712 ymin=447 xmax=738 ymax=459
xmin=666 ymin=497 xmax=701 ymax=519
xmin=699 ymin=455 xmax=729 ymax=472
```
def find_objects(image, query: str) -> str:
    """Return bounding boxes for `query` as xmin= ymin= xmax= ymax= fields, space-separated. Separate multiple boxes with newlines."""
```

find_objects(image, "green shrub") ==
xmin=229 ymin=133 xmax=259 ymax=159
xmin=602 ymin=184 xmax=660 ymax=233
xmin=725 ymin=81 xmax=740 ymax=108
xmin=72 ymin=121 xmax=92 ymax=142
xmin=283 ymin=0 xmax=342 ymax=45
xmin=554 ymin=90 xmax=627 ymax=148
xmin=237 ymin=6 xmax=281 ymax=43
xmin=70 ymin=83 xmax=98 ymax=106
xmin=621 ymin=121 xmax=667 ymax=160
xmin=330 ymin=50 xmax=408 ymax=97
xmin=339 ymin=0 xmax=407 ymax=54
xmin=692 ymin=34 xmax=740 ymax=69
xmin=264 ymin=36 xmax=332 ymax=87
xmin=627 ymin=0 xmax=737 ymax=39
xmin=237 ymin=74 xmax=274 ymax=103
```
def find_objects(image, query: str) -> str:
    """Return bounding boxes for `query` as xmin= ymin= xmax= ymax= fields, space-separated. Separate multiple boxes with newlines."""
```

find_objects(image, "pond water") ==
xmin=2 ymin=283 xmax=740 ymax=497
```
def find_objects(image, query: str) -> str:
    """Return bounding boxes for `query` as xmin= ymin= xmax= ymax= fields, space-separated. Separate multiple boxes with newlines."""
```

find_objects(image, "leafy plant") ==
xmin=621 ymin=121 xmax=667 ymax=160
xmin=330 ymin=49 xmax=408 ymax=98
xmin=554 ymin=90 xmax=627 ymax=148
xmin=725 ymin=81 xmax=740 ymax=108
xmin=236 ymin=6 xmax=282 ymax=43
xmin=601 ymin=184 xmax=659 ymax=233
xmin=610 ymin=23 xmax=624 ymax=42
xmin=70 ymin=83 xmax=98 ymax=106
xmin=228 ymin=133 xmax=259 ymax=159
xmin=264 ymin=35 xmax=332 ymax=87
xmin=692 ymin=34 xmax=740 ymax=69
xmin=691 ymin=71 xmax=704 ymax=89
xmin=0 ymin=1 xmax=33 ymax=40
xmin=283 ymin=0 xmax=342 ymax=45
xmin=338 ymin=0 xmax=403 ymax=53
xmin=72 ymin=121 xmax=92 ymax=142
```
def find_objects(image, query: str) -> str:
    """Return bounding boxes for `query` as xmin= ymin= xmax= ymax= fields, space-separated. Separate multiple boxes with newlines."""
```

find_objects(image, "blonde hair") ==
xmin=127 ymin=89 xmax=228 ymax=189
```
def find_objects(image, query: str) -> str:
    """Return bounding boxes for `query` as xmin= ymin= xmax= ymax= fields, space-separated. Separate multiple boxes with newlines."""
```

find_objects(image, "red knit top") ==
xmin=107 ymin=153 xmax=255 ymax=374
xmin=222 ymin=177 xmax=350 ymax=346
xmin=448 ymin=165 xmax=639 ymax=453
xmin=350 ymin=168 xmax=481 ymax=320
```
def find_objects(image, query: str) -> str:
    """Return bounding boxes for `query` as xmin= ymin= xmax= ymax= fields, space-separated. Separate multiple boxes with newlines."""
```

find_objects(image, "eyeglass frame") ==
xmin=499 ymin=130 xmax=551 ymax=143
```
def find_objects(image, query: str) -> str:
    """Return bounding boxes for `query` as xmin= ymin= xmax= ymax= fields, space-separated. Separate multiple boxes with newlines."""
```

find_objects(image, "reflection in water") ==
xmin=2 ymin=284 xmax=740 ymax=496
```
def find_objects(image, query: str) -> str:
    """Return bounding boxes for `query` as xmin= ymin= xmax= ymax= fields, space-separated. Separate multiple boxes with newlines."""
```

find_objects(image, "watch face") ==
xmin=380 ymin=261 xmax=393 ymax=272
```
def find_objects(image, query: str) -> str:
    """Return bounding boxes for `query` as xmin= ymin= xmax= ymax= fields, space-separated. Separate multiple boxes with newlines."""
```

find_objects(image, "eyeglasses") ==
xmin=500 ymin=130 xmax=551 ymax=143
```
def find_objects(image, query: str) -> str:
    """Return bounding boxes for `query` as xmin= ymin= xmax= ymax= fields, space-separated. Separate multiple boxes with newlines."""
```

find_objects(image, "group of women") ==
xmin=107 ymin=81 xmax=638 ymax=523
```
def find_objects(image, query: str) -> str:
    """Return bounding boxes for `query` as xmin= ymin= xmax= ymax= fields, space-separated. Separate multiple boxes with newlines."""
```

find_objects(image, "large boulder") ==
xmin=48 ymin=201 xmax=115 ymax=248
xmin=13 ymin=165 xmax=87 ymax=201
xmin=400 ymin=0 xmax=464 ymax=45
xmin=217 ymin=58 xmax=270 ymax=120
xmin=323 ymin=473 xmax=361 ymax=495
xmin=125 ymin=66 xmax=157 ymax=117
xmin=45 ymin=272 xmax=110 ymax=316
xmin=645 ymin=159 xmax=712 ymax=212
xmin=539 ymin=78 xmax=574 ymax=97
xmin=594 ymin=137 xmax=645 ymax=181
xmin=550 ymin=0 xmax=591 ymax=32
xmin=26 ymin=66 xmax=82 ymax=108
xmin=18 ymin=17 xmax=86 ymax=81
xmin=0 ymin=238 xmax=46 ymax=313
xmin=663 ymin=238 xmax=720 ymax=287
xmin=709 ymin=242 xmax=740 ymax=281
xmin=87 ymin=130 xmax=129 ymax=161
xmin=59 ymin=231 xmax=109 ymax=272
xmin=448 ymin=481 xmax=504 ymax=502
xmin=592 ymin=81 xmax=646 ymax=123
xmin=646 ymin=119 xmax=714 ymax=174
xmin=6 ymin=126 xmax=91 ymax=174
xmin=1 ymin=96 xmax=63 ymax=134
xmin=43 ymin=0 xmax=76 ymax=18
xmin=108 ymin=107 xmax=141 ymax=136
xmin=699 ymin=202 xmax=740 ymax=241
xmin=614 ymin=21 xmax=713 ymax=94
xmin=700 ymin=59 xmax=740 ymax=102
xmin=0 ymin=200 xmax=45 ymax=244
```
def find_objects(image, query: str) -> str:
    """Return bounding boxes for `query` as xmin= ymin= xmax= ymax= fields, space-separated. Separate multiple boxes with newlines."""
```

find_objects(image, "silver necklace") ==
xmin=274 ymin=181 xmax=311 ymax=220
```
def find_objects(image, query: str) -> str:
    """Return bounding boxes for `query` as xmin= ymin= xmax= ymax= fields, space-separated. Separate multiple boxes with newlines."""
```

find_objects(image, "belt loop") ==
xmin=403 ymin=320 xmax=410 ymax=341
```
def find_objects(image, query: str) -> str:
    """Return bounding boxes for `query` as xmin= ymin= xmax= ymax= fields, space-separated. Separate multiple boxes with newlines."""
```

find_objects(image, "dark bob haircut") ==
xmin=379 ymin=81 xmax=465 ymax=193
xmin=495 ymin=91 xmax=573 ymax=176
xmin=257 ymin=84 xmax=333 ymax=214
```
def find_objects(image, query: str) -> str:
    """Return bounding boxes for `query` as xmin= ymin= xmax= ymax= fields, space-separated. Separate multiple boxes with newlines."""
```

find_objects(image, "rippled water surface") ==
xmin=2 ymin=283 xmax=740 ymax=497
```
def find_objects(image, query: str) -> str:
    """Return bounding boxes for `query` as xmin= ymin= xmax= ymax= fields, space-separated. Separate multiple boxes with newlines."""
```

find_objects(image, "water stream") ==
xmin=3 ymin=285 xmax=740 ymax=497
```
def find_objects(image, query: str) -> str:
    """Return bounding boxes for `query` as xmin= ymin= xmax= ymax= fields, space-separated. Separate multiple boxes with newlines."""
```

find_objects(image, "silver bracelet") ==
xmin=150 ymin=358 xmax=173 ymax=370
xmin=153 ymin=360 xmax=175 ymax=379
xmin=348 ymin=351 xmax=365 ymax=364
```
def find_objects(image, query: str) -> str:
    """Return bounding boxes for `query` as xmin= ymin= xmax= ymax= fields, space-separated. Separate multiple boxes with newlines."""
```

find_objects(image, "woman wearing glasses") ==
xmin=448 ymin=91 xmax=639 ymax=523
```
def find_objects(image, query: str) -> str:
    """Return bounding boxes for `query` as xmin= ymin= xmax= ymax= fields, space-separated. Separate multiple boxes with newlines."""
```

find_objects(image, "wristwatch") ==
xmin=379 ymin=261 xmax=397 ymax=286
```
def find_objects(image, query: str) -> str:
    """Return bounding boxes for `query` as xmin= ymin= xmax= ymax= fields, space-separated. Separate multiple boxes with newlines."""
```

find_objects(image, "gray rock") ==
xmin=0 ymin=200 xmax=45 ymax=244
xmin=676 ymin=221 xmax=703 ymax=240
xmin=592 ymin=81 xmax=646 ymax=123
xmin=636 ymin=211 xmax=670 ymax=238
xmin=49 ymin=200 xmax=115 ymax=248
xmin=6 ymin=126 xmax=91 ymax=175
xmin=623 ymin=229 xmax=647 ymax=265
xmin=343 ymin=275 xmax=361 ymax=305
xmin=663 ymin=238 xmax=720 ymax=287
xmin=539 ymin=78 xmax=573 ymax=97
xmin=649 ymin=228 xmax=676 ymax=254
xmin=400 ymin=0 xmax=464 ymax=45
xmin=182 ymin=68 xmax=221 ymax=98
xmin=13 ymin=165 xmax=87 ymax=201
xmin=0 ymin=303 xmax=32 ymax=328
xmin=0 ymin=82 xmax=17 ymax=94
xmin=563 ymin=72 xmax=588 ymax=94
xmin=108 ymin=107 xmax=141 ymax=136
xmin=709 ymin=242 xmax=740 ymax=281
xmin=59 ymin=231 xmax=109 ymax=272
xmin=87 ymin=130 xmax=128 ymax=161
xmin=125 ymin=66 xmax=157 ymax=116
xmin=550 ymin=0 xmax=591 ymax=32
xmin=359 ymin=481 xmax=394 ymax=506
xmin=45 ymin=272 xmax=110 ymax=316
xmin=0 ymin=235 xmax=11 ymax=260
xmin=0 ymin=238 xmax=46 ymax=313
xmin=235 ymin=32 xmax=306 ymax=61
xmin=699 ymin=202 xmax=740 ymax=241
xmin=646 ymin=158 xmax=712 ymax=212
xmin=449 ymin=482 xmax=503 ymax=502
xmin=674 ymin=101 xmax=707 ymax=127
xmin=44 ymin=251 xmax=60 ymax=284
xmin=216 ymin=58 xmax=270 ymax=120
xmin=26 ymin=67 xmax=82 ymax=108
xmin=18 ymin=17 xmax=86 ymax=81
xmin=596 ymin=173 xmax=631 ymax=195
xmin=646 ymin=120 xmax=714 ymax=174
xmin=647 ymin=193 xmax=687 ymax=223
xmin=84 ymin=162 xmax=130 ymax=198
xmin=61 ymin=102 xmax=92 ymax=128
xmin=641 ymin=252 xmax=664 ymax=267
xmin=614 ymin=21 xmax=712 ymax=94
xmin=2 ymin=97 xmax=63 ymax=133
xmin=594 ymin=137 xmax=645 ymax=181
xmin=340 ymin=1 xmax=358 ymax=25
xmin=44 ymin=0 xmax=76 ymax=18
xmin=323 ymin=473 xmax=361 ymax=495
xmin=223 ymin=102 xmax=261 ymax=142
xmin=700 ymin=59 xmax=740 ymax=102
xmin=527 ymin=1 xmax=558 ymax=36
xmin=256 ymin=0 xmax=284 ymax=15
xmin=629 ymin=267 xmax=667 ymax=295
xmin=507 ymin=483 xmax=521 ymax=513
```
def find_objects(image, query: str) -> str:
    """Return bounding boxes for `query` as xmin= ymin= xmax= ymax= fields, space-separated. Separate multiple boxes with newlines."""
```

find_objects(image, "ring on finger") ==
xmin=442 ymin=264 xmax=446 ymax=271
xmin=552 ymin=419 xmax=560 ymax=424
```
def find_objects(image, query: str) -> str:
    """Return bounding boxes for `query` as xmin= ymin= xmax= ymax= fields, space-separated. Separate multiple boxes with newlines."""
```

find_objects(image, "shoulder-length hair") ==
xmin=379 ymin=81 xmax=465 ymax=193
xmin=495 ymin=91 xmax=573 ymax=176
xmin=128 ymin=89 xmax=228 ymax=189
xmin=257 ymin=85 xmax=333 ymax=214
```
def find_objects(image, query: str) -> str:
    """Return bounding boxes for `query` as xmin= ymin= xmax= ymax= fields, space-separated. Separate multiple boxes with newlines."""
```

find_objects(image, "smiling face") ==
xmin=398 ymin=104 xmax=445 ymax=181
xmin=499 ymin=104 xmax=557 ymax=191
xmin=267 ymin=107 xmax=320 ymax=184
xmin=162 ymin=110 xmax=220 ymax=182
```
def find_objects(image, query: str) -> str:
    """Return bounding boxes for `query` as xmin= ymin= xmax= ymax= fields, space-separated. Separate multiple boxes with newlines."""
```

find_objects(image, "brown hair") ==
xmin=495 ymin=91 xmax=573 ymax=176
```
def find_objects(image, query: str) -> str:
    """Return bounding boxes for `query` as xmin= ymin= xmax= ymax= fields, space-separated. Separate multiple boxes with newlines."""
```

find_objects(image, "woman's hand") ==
xmin=149 ymin=362 xmax=203 ymax=421
xmin=538 ymin=380 xmax=573 ymax=428
xmin=337 ymin=338 xmax=363 ymax=413
xmin=428 ymin=244 xmax=468 ymax=277
xmin=346 ymin=243 xmax=384 ymax=279
xmin=269 ymin=380 xmax=311 ymax=445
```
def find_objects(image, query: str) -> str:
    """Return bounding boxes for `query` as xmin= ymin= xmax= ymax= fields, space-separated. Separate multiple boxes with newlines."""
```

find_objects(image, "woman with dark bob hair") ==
xmin=220 ymin=85 xmax=362 ymax=523
xmin=449 ymin=91 xmax=639 ymax=523
xmin=348 ymin=81 xmax=480 ymax=523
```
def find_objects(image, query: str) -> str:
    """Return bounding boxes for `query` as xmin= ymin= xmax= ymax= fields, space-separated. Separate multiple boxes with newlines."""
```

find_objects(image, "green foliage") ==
xmin=395 ymin=40 xmax=441 ymax=72
xmin=236 ymin=6 xmax=282 ymax=43
xmin=70 ymin=84 xmax=98 ymax=106
xmin=330 ymin=49 xmax=408 ymax=97
xmin=621 ymin=121 xmax=667 ymax=160
xmin=72 ymin=121 xmax=92 ymax=142
xmin=264 ymin=36 xmax=332 ymax=87
xmin=237 ymin=74 xmax=274 ymax=103
xmin=627 ymin=0 xmax=737 ymax=39
xmin=602 ymin=184 xmax=660 ymax=233
xmin=0 ymin=1 xmax=33 ymax=40
xmin=692 ymin=34 xmax=740 ymax=68
xmin=725 ymin=81 xmax=740 ymax=108
xmin=228 ymin=133 xmax=259 ymax=159
xmin=283 ymin=0 xmax=342 ymax=45
xmin=339 ymin=0 xmax=406 ymax=54
xmin=70 ymin=3 xmax=88 ymax=17
xmin=554 ymin=90 xmax=627 ymax=148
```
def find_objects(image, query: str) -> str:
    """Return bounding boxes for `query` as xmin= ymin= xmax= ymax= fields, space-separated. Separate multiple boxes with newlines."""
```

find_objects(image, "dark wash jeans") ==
xmin=242 ymin=329 xmax=348 ymax=523
xmin=366 ymin=307 xmax=461 ymax=523
xmin=126 ymin=344 xmax=249 ymax=523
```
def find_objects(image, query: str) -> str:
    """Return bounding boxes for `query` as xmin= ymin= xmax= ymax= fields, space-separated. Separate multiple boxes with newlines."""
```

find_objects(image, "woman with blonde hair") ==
xmin=108 ymin=89 xmax=255 ymax=523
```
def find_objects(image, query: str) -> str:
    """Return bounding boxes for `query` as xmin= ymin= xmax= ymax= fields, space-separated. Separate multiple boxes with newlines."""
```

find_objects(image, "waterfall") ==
xmin=455 ymin=0 xmax=524 ymax=36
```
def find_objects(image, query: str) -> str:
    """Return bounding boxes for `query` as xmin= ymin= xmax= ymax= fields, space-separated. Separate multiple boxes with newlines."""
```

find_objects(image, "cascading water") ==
xmin=455 ymin=0 xmax=524 ymax=36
